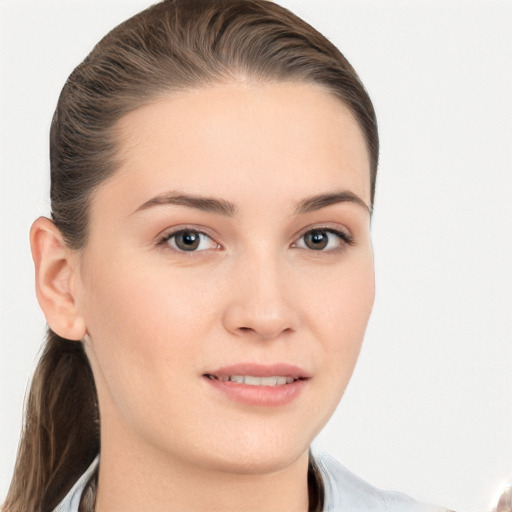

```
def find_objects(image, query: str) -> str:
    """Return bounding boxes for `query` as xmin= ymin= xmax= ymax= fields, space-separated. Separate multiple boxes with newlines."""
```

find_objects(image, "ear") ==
xmin=30 ymin=217 xmax=86 ymax=341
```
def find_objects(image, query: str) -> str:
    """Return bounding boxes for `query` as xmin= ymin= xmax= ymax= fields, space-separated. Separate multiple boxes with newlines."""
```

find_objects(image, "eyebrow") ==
xmin=294 ymin=191 xmax=372 ymax=215
xmin=133 ymin=189 xmax=371 ymax=217
xmin=133 ymin=192 xmax=238 ymax=216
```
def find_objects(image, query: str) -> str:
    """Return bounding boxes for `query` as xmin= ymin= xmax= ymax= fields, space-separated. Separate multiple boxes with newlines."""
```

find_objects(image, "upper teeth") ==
xmin=211 ymin=375 xmax=295 ymax=386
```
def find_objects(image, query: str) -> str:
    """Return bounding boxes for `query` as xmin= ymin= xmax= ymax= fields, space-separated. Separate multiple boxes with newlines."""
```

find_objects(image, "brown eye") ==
xmin=294 ymin=228 xmax=352 ymax=252
xmin=164 ymin=230 xmax=218 ymax=252
xmin=304 ymin=230 xmax=329 ymax=250
xmin=175 ymin=231 xmax=200 ymax=251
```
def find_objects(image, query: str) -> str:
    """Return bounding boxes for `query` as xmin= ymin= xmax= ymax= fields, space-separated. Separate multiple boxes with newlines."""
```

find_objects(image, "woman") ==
xmin=3 ymin=1 xmax=448 ymax=511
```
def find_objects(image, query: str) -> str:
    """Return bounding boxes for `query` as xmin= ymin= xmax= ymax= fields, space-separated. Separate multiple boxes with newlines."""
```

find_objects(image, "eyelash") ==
xmin=292 ymin=227 xmax=354 ymax=252
xmin=158 ymin=228 xmax=220 ymax=252
xmin=157 ymin=226 xmax=354 ymax=253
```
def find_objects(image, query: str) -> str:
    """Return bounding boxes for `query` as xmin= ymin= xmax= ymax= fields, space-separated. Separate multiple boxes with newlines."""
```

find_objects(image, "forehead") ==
xmin=98 ymin=82 xmax=371 ymax=215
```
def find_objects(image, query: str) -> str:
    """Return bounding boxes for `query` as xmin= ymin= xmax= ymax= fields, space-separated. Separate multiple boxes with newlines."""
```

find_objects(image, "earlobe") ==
xmin=30 ymin=217 xmax=86 ymax=341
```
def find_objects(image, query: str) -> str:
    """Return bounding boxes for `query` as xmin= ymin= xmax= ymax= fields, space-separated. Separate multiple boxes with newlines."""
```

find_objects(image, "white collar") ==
xmin=53 ymin=455 xmax=99 ymax=512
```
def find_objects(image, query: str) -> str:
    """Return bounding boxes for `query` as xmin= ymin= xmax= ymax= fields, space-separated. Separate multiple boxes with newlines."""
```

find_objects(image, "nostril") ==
xmin=223 ymin=302 xmax=300 ymax=340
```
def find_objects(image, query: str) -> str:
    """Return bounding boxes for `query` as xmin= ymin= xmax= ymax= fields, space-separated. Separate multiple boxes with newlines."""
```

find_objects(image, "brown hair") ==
xmin=3 ymin=1 xmax=378 ymax=510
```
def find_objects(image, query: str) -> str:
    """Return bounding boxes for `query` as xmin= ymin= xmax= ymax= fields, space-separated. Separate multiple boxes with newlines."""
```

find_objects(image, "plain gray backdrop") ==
xmin=1 ymin=1 xmax=511 ymax=511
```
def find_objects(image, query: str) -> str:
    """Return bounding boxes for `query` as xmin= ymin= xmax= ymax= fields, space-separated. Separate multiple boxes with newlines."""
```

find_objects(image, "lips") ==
xmin=203 ymin=363 xmax=310 ymax=406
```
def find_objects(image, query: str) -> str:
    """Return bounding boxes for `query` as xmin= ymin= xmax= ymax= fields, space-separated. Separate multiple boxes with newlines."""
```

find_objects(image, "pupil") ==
xmin=306 ymin=231 xmax=328 ymax=250
xmin=177 ymin=231 xmax=199 ymax=251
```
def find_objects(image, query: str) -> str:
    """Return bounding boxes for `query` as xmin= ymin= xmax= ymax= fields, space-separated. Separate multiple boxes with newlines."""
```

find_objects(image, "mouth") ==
xmin=204 ymin=374 xmax=302 ymax=386
xmin=203 ymin=364 xmax=310 ymax=406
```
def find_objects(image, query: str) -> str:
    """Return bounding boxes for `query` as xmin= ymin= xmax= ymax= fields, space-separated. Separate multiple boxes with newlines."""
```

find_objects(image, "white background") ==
xmin=1 ymin=1 xmax=511 ymax=511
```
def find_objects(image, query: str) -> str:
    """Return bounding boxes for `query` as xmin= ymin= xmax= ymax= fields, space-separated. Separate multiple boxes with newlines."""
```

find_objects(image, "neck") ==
xmin=94 ymin=427 xmax=311 ymax=512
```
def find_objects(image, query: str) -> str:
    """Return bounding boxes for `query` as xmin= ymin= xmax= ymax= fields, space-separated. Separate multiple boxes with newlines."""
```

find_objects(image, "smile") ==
xmin=203 ymin=364 xmax=310 ymax=407
xmin=205 ymin=375 xmax=296 ymax=386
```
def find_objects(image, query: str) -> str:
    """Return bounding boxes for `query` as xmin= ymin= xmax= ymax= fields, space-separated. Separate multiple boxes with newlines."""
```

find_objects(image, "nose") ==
xmin=222 ymin=255 xmax=301 ymax=341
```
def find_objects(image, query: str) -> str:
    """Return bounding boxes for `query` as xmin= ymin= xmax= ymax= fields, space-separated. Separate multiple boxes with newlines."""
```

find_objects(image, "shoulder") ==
xmin=53 ymin=456 xmax=99 ymax=512
xmin=314 ymin=448 xmax=448 ymax=512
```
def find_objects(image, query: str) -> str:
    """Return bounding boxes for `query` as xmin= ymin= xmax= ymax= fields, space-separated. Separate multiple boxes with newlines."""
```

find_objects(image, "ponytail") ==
xmin=3 ymin=0 xmax=378 ymax=509
xmin=3 ymin=330 xmax=99 ymax=512
xmin=308 ymin=454 xmax=325 ymax=512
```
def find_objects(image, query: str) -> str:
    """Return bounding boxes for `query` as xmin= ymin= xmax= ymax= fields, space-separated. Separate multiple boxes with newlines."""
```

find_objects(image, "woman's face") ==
xmin=75 ymin=82 xmax=374 ymax=474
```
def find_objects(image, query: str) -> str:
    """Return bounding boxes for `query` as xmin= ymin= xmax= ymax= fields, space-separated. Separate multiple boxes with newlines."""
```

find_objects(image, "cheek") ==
xmin=77 ymin=253 xmax=219 ymax=399
xmin=314 ymin=253 xmax=375 ymax=388
xmin=77 ymin=256 xmax=227 ymax=449
xmin=81 ymin=244 xmax=214 ymax=332
xmin=314 ymin=248 xmax=374 ymax=332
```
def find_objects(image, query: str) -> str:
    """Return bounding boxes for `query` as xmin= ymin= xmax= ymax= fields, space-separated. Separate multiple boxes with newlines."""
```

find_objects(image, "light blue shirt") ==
xmin=54 ymin=449 xmax=447 ymax=511
xmin=315 ymin=450 xmax=446 ymax=511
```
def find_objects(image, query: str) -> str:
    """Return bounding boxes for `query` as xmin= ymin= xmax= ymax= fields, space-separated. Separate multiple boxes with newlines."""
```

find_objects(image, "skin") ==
xmin=31 ymin=82 xmax=375 ymax=512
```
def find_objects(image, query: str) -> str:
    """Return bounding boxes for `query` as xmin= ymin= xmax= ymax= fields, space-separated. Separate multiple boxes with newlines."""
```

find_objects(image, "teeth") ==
xmin=214 ymin=375 xmax=295 ymax=386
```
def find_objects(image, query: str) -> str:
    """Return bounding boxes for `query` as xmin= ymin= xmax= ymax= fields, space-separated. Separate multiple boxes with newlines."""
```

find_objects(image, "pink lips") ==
xmin=203 ymin=363 xmax=310 ymax=407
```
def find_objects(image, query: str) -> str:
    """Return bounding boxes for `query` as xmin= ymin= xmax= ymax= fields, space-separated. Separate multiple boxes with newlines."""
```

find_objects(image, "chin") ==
xmin=186 ymin=429 xmax=313 ymax=476
xmin=208 ymin=449 xmax=308 ymax=476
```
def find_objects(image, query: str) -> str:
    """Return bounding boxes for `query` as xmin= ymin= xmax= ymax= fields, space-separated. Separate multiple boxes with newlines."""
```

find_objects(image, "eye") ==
xmin=161 ymin=229 xmax=219 ymax=252
xmin=294 ymin=228 xmax=353 ymax=251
